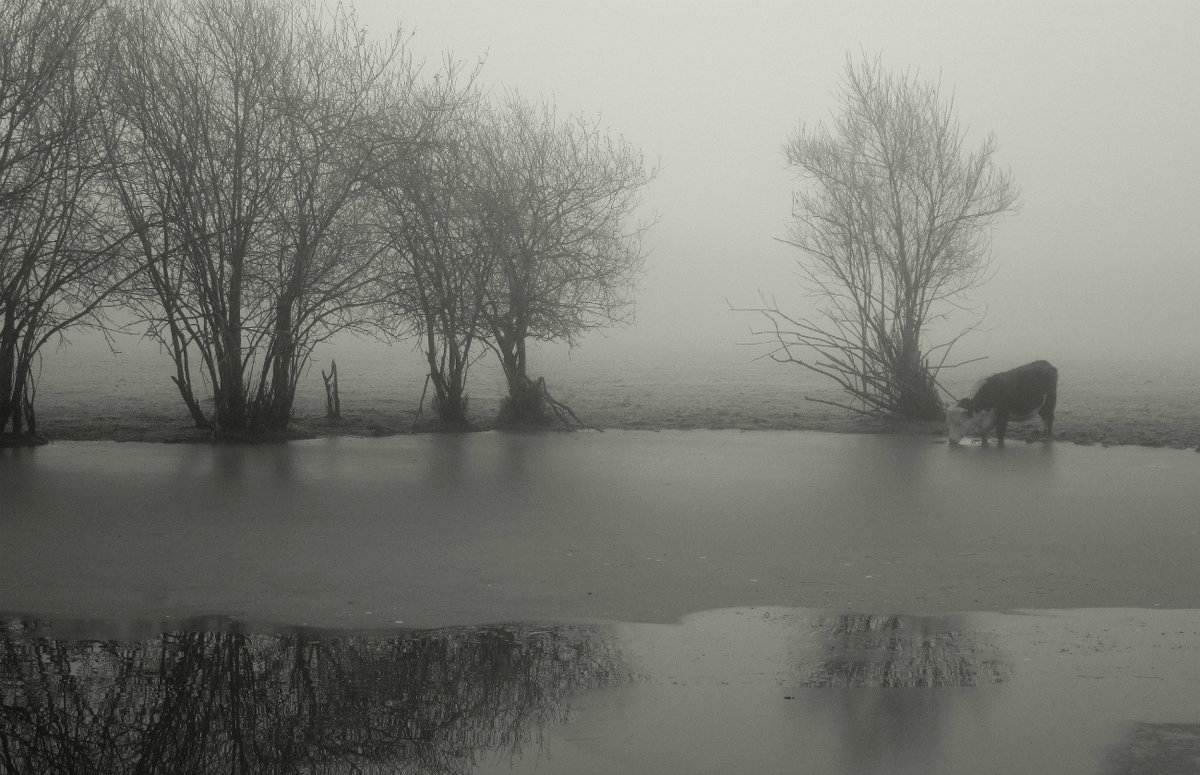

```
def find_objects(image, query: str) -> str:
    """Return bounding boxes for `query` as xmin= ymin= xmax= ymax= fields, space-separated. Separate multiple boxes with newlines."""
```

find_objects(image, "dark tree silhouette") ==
xmin=743 ymin=54 xmax=1019 ymax=420
xmin=104 ymin=0 xmax=439 ymax=436
xmin=474 ymin=94 xmax=654 ymax=427
xmin=373 ymin=91 xmax=491 ymax=429
xmin=0 ymin=0 xmax=128 ymax=440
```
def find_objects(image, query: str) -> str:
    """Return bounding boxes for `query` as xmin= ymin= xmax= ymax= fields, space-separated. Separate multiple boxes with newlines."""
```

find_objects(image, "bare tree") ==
xmin=255 ymin=3 xmax=426 ymax=431
xmin=743 ymin=54 xmax=1019 ymax=420
xmin=474 ymin=94 xmax=654 ymax=427
xmin=105 ymin=0 xmax=435 ymax=436
xmin=104 ymin=0 xmax=291 ymax=434
xmin=372 ymin=92 xmax=491 ymax=429
xmin=0 ymin=0 xmax=128 ymax=440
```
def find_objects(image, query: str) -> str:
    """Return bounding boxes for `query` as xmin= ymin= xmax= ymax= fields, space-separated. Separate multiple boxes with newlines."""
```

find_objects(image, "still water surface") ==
xmin=4 ymin=432 xmax=1199 ymax=624
xmin=3 ymin=607 xmax=1198 ymax=774
xmin=4 ymin=432 xmax=1200 ymax=772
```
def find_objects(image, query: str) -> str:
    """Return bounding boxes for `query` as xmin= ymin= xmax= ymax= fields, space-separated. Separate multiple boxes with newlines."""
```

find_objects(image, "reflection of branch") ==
xmin=0 ymin=620 xmax=628 ymax=775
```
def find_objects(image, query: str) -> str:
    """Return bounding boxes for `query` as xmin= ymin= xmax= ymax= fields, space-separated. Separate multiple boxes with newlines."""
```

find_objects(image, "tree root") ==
xmin=497 ymin=376 xmax=601 ymax=431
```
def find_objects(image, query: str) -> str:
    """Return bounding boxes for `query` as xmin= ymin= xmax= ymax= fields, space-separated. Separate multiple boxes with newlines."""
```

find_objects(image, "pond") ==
xmin=3 ymin=607 xmax=1199 ymax=774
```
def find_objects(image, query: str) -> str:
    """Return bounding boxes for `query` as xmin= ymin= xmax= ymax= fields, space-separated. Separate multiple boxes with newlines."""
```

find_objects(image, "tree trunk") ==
xmin=322 ymin=360 xmax=340 ymax=419
xmin=894 ymin=351 xmax=944 ymax=421
xmin=20 ymin=370 xmax=36 ymax=437
xmin=494 ymin=325 xmax=551 ymax=426
xmin=424 ymin=343 xmax=470 ymax=427
xmin=496 ymin=323 xmax=528 ymax=398
xmin=163 ymin=315 xmax=210 ymax=430
xmin=0 ymin=302 xmax=17 ymax=435
xmin=214 ymin=256 xmax=247 ymax=433
xmin=265 ymin=295 xmax=296 ymax=432
xmin=0 ymin=303 xmax=36 ymax=438
xmin=496 ymin=330 xmax=565 ymax=427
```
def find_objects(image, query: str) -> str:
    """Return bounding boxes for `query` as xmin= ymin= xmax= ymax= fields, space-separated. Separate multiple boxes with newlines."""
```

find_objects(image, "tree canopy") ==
xmin=747 ymin=54 xmax=1020 ymax=420
xmin=2 ymin=0 xmax=653 ymax=440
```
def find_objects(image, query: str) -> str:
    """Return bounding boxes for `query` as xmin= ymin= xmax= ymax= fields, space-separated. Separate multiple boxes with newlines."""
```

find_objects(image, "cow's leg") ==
xmin=995 ymin=410 xmax=1009 ymax=446
xmin=1040 ymin=390 xmax=1057 ymax=439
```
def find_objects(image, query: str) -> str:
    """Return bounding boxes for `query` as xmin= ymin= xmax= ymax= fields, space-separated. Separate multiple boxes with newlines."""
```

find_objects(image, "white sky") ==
xmin=355 ymin=1 xmax=1200 ymax=366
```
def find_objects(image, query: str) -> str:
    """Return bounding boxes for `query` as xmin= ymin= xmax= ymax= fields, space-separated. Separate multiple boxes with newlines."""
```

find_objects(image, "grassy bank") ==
xmin=7 ymin=402 xmax=1199 ymax=450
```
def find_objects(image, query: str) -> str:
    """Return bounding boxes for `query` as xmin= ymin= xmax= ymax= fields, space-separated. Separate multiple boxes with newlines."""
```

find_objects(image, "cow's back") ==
xmin=979 ymin=360 xmax=1056 ymax=416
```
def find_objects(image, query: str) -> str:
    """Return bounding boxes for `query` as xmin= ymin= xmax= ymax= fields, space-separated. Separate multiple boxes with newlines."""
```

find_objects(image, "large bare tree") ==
xmin=372 ymin=90 xmax=491 ymax=428
xmin=0 ymin=0 xmax=128 ymax=440
xmin=745 ymin=54 xmax=1019 ymax=420
xmin=255 ymin=2 xmax=429 ymax=431
xmin=105 ymin=0 xmax=291 ymax=433
xmin=474 ymin=94 xmax=654 ymax=426
xmin=105 ymin=0 xmax=435 ymax=435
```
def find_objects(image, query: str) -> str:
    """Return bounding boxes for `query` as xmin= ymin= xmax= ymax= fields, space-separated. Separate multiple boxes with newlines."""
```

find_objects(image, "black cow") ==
xmin=946 ymin=360 xmax=1058 ymax=446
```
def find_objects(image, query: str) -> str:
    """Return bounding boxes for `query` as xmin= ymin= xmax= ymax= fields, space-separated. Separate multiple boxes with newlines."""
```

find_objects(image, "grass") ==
xmin=5 ymin=401 xmax=1198 ymax=451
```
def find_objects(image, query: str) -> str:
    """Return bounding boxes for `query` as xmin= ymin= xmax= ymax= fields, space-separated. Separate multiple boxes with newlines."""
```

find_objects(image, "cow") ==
xmin=946 ymin=360 xmax=1057 ymax=446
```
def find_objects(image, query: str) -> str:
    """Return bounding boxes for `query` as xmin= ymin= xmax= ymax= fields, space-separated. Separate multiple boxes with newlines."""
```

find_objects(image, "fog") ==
xmin=355 ymin=1 xmax=1200 ymax=367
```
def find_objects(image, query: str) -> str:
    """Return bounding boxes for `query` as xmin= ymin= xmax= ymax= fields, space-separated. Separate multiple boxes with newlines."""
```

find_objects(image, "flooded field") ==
xmin=4 ymin=607 xmax=1198 ymax=774
xmin=4 ymin=429 xmax=1200 ymax=773
xmin=4 ymin=431 xmax=1200 ymax=626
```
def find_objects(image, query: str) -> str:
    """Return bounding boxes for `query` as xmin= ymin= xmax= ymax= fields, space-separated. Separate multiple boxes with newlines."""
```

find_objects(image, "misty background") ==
xmin=32 ymin=1 xmax=1200 ymax=430
xmin=346 ymin=1 xmax=1199 ymax=367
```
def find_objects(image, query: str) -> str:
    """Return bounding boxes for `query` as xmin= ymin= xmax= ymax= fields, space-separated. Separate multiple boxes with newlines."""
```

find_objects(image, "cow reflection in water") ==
xmin=0 ymin=619 xmax=627 ymax=775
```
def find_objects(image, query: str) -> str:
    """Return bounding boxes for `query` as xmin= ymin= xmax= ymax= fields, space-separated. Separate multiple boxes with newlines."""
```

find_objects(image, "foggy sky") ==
xmin=357 ymin=1 xmax=1200 ymax=365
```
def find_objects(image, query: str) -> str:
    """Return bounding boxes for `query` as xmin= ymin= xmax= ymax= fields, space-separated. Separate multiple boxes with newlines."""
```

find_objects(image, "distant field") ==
xmin=26 ymin=334 xmax=1200 ymax=450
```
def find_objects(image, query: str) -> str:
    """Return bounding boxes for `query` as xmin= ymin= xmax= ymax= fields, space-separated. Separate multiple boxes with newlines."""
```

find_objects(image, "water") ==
xmin=27 ymin=330 xmax=1200 ymax=445
xmin=5 ymin=408 xmax=1200 ymax=772
xmin=4 ymin=432 xmax=1199 ymax=624
xmin=0 ymin=616 xmax=626 ymax=775
xmin=3 ymin=608 xmax=1199 ymax=775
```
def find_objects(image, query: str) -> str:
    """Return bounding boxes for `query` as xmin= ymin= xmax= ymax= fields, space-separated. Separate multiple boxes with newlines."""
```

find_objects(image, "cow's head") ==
xmin=946 ymin=404 xmax=971 ymax=445
xmin=946 ymin=399 xmax=995 ymax=445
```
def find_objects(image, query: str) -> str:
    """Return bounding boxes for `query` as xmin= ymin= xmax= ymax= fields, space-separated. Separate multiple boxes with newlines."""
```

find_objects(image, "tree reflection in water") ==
xmin=1104 ymin=722 xmax=1200 ymax=775
xmin=793 ymin=613 xmax=1009 ymax=688
xmin=787 ymin=613 xmax=1011 ymax=774
xmin=0 ymin=618 xmax=627 ymax=775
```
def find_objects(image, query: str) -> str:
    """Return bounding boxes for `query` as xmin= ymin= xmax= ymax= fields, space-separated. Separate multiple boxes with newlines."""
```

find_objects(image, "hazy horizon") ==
xmin=345 ymin=1 xmax=1200 ymax=366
